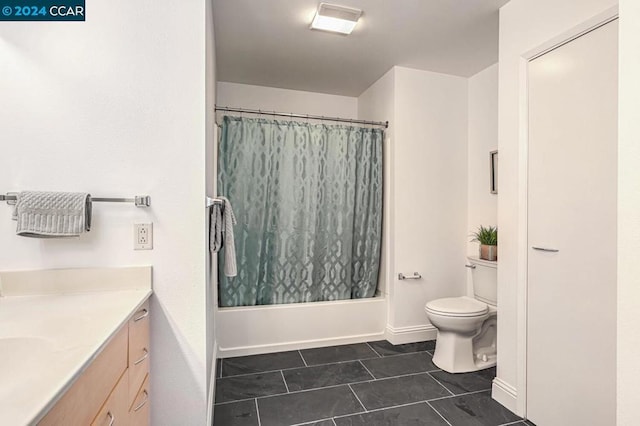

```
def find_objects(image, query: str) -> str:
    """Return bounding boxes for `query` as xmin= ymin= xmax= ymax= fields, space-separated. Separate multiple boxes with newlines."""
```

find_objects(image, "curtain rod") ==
xmin=215 ymin=105 xmax=388 ymax=129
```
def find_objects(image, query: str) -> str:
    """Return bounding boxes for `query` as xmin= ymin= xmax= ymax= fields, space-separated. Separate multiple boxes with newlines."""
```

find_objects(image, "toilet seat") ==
xmin=425 ymin=297 xmax=488 ymax=317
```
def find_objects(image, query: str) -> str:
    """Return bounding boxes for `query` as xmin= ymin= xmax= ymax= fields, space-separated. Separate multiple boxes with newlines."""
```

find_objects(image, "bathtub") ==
xmin=215 ymin=296 xmax=387 ymax=358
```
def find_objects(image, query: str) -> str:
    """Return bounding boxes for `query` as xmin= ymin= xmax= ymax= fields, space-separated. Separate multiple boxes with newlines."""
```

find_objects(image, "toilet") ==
xmin=425 ymin=257 xmax=497 ymax=373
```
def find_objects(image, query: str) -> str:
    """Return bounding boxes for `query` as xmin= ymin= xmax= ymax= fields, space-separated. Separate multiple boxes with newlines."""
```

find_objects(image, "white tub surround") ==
xmin=216 ymin=297 xmax=386 ymax=358
xmin=0 ymin=266 xmax=152 ymax=425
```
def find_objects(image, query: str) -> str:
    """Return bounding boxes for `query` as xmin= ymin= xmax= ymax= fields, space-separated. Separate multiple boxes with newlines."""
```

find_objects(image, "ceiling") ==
xmin=213 ymin=0 xmax=510 ymax=97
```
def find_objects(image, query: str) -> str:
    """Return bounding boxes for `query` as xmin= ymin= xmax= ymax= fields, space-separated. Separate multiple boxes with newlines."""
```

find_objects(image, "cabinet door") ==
xmin=130 ymin=374 xmax=150 ymax=426
xmin=527 ymin=19 xmax=617 ymax=426
xmin=91 ymin=371 xmax=129 ymax=426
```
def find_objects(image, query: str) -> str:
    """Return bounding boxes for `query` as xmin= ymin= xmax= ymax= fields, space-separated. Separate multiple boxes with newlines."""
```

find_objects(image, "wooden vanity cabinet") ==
xmin=38 ymin=299 xmax=151 ymax=426
xmin=128 ymin=300 xmax=151 ymax=424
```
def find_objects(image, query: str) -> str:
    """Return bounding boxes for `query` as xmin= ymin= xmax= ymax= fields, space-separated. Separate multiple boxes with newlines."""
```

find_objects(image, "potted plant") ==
xmin=471 ymin=225 xmax=498 ymax=261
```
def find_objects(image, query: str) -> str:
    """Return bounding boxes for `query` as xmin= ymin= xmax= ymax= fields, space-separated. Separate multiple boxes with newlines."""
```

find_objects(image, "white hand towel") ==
xmin=13 ymin=191 xmax=92 ymax=238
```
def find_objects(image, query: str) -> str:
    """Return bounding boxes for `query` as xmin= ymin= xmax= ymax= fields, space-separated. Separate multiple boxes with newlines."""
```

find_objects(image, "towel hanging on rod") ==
xmin=0 ymin=193 xmax=151 ymax=207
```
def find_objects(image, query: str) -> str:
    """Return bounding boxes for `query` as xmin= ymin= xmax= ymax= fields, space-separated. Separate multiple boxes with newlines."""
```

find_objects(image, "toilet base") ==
xmin=432 ymin=329 xmax=497 ymax=373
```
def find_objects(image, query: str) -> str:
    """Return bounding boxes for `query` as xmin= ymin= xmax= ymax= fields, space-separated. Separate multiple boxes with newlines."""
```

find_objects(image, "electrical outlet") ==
xmin=134 ymin=223 xmax=153 ymax=250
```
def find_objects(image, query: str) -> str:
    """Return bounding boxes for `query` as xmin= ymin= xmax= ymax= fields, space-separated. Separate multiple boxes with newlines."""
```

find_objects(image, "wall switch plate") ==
xmin=134 ymin=223 xmax=153 ymax=250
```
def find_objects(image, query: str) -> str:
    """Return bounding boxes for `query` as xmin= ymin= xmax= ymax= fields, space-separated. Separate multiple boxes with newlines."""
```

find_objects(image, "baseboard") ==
xmin=206 ymin=342 xmax=218 ymax=425
xmin=385 ymin=324 xmax=438 ymax=345
xmin=218 ymin=331 xmax=386 ymax=358
xmin=492 ymin=377 xmax=518 ymax=414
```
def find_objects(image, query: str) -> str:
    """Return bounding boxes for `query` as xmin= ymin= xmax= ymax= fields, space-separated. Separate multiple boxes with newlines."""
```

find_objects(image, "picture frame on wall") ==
xmin=490 ymin=150 xmax=498 ymax=194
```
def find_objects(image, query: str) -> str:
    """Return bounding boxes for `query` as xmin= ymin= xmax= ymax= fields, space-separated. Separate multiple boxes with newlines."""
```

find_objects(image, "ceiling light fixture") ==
xmin=310 ymin=3 xmax=362 ymax=35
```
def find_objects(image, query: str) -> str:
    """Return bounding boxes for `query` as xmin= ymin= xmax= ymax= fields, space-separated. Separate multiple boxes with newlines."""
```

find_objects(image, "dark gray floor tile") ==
xmin=213 ymin=400 xmax=259 ymax=426
xmin=334 ymin=402 xmax=449 ymax=426
xmin=257 ymin=385 xmax=363 ymax=426
xmin=303 ymin=421 xmax=336 ymax=426
xmin=216 ymin=359 xmax=222 ymax=378
xmin=361 ymin=352 xmax=438 ymax=378
xmin=367 ymin=340 xmax=436 ymax=356
xmin=429 ymin=369 xmax=494 ymax=395
xmin=300 ymin=343 xmax=379 ymax=365
xmin=350 ymin=373 xmax=450 ymax=410
xmin=429 ymin=390 xmax=521 ymax=426
xmin=283 ymin=361 xmax=373 ymax=391
xmin=222 ymin=351 xmax=305 ymax=376
xmin=476 ymin=366 xmax=497 ymax=381
xmin=215 ymin=371 xmax=287 ymax=403
xmin=523 ymin=421 xmax=537 ymax=426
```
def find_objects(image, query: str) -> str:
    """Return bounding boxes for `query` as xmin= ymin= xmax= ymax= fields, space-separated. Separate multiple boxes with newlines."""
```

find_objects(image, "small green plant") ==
xmin=471 ymin=225 xmax=497 ymax=246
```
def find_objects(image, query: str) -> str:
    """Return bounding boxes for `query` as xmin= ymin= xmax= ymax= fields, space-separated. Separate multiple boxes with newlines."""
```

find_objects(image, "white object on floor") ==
xmin=425 ymin=256 xmax=497 ymax=373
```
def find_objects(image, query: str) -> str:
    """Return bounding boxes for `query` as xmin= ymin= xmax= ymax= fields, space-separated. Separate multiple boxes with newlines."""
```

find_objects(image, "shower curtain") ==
xmin=218 ymin=116 xmax=383 ymax=307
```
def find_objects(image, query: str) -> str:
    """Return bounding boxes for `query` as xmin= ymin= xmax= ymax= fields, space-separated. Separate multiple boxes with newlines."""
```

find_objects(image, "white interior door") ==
xmin=527 ymin=19 xmax=618 ymax=426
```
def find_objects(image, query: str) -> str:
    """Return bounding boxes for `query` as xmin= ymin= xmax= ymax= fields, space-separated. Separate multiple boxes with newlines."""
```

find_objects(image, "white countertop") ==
xmin=0 ymin=267 xmax=152 ymax=426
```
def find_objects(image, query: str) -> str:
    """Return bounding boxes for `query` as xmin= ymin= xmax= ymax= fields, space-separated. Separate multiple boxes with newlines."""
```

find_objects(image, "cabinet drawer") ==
xmin=91 ymin=370 xmax=129 ymax=426
xmin=129 ymin=301 xmax=150 ymax=403
xmin=39 ymin=326 xmax=128 ymax=425
xmin=129 ymin=374 xmax=150 ymax=426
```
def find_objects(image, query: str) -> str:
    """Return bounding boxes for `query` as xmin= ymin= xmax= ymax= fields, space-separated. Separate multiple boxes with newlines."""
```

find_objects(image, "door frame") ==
xmin=515 ymin=5 xmax=619 ymax=418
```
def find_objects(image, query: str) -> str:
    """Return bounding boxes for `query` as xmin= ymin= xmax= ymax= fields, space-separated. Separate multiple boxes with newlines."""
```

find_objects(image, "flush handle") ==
xmin=532 ymin=246 xmax=559 ymax=253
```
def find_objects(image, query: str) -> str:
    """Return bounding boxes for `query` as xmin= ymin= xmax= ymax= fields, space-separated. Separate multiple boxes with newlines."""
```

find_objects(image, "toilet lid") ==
xmin=426 ymin=297 xmax=488 ymax=317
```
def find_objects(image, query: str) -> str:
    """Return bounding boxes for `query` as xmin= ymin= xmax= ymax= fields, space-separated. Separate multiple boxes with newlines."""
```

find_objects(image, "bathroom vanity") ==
xmin=0 ymin=266 xmax=152 ymax=425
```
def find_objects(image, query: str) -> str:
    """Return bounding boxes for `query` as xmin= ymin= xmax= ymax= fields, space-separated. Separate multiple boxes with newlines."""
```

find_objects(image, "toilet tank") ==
xmin=468 ymin=256 xmax=497 ymax=305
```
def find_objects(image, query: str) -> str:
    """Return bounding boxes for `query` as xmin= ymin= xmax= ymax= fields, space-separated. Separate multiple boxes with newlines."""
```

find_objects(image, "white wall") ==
xmin=617 ymin=1 xmax=640 ymax=423
xmin=468 ymin=64 xmax=498 ymax=257
xmin=498 ymin=0 xmax=618 ymax=415
xmin=392 ymin=67 xmax=468 ymax=336
xmin=359 ymin=67 xmax=468 ymax=344
xmin=205 ymin=0 xmax=218 ymax=422
xmin=358 ymin=67 xmax=396 ymax=299
xmin=0 ymin=1 xmax=209 ymax=424
xmin=216 ymin=82 xmax=358 ymax=119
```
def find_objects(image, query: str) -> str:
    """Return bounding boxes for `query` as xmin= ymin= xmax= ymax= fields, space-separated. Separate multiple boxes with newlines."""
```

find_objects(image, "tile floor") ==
xmin=213 ymin=340 xmax=534 ymax=426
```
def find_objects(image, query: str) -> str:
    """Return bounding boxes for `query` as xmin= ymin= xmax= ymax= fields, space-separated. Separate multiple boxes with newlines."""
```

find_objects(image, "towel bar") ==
xmin=398 ymin=272 xmax=422 ymax=281
xmin=206 ymin=197 xmax=224 ymax=208
xmin=0 ymin=193 xmax=151 ymax=207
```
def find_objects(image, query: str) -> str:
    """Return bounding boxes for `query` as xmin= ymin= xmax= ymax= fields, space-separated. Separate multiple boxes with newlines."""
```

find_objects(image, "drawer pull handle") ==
xmin=134 ymin=308 xmax=149 ymax=322
xmin=134 ymin=348 xmax=149 ymax=365
xmin=107 ymin=412 xmax=115 ymax=426
xmin=133 ymin=390 xmax=149 ymax=412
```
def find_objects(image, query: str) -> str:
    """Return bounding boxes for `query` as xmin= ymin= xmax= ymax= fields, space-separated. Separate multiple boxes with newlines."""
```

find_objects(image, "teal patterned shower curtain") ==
xmin=217 ymin=116 xmax=383 ymax=307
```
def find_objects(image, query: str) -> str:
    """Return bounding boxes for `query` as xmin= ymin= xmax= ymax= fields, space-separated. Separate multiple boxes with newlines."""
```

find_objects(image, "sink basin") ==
xmin=0 ymin=337 xmax=56 ymax=400
xmin=0 ymin=336 xmax=54 ymax=362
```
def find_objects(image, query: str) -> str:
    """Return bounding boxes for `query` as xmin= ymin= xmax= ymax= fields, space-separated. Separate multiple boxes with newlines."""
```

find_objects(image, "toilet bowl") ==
xmin=425 ymin=257 xmax=497 ymax=373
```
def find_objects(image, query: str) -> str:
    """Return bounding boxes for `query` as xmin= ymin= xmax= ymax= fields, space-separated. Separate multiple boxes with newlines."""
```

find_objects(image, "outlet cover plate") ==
xmin=134 ymin=223 xmax=153 ymax=250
